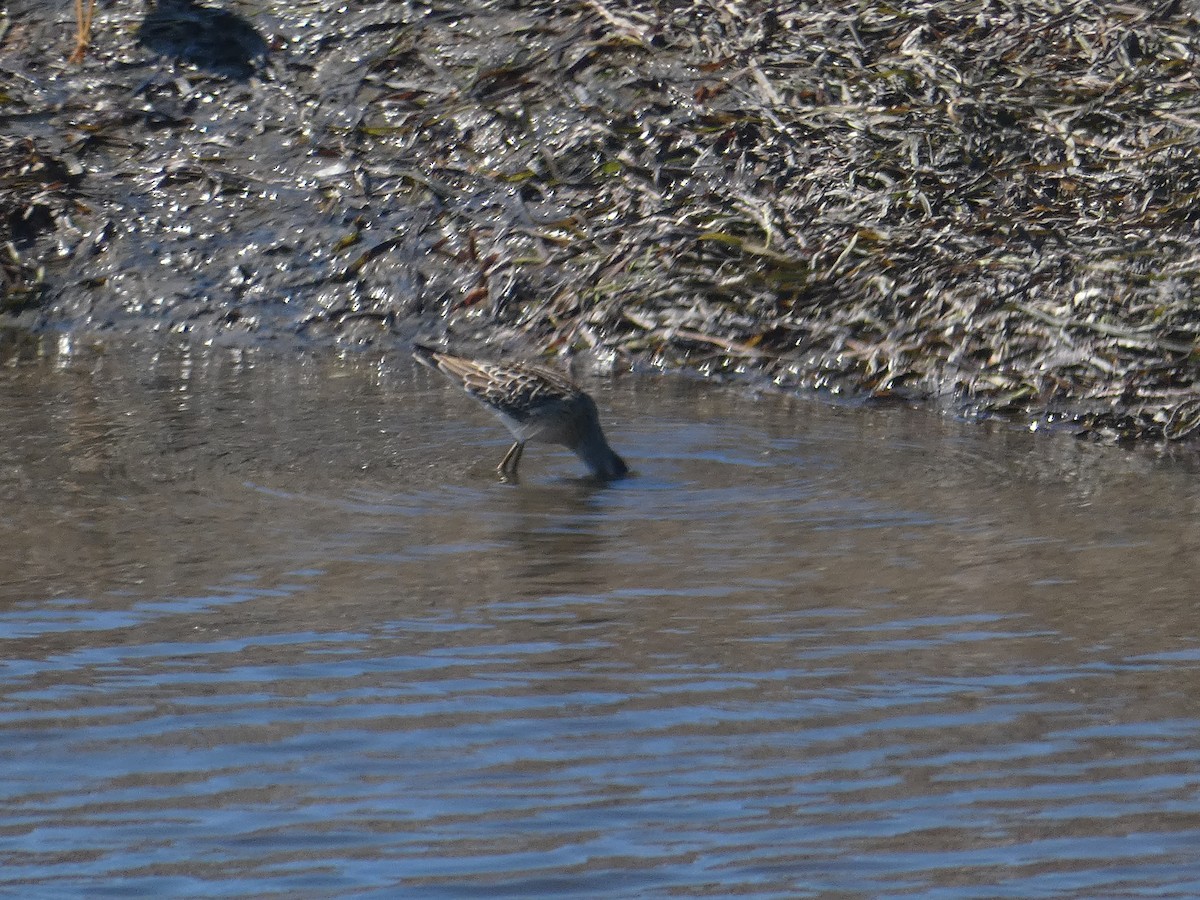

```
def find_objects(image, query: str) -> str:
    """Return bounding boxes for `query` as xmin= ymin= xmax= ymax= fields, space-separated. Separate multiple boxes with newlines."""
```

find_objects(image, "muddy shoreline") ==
xmin=3 ymin=1 xmax=1200 ymax=442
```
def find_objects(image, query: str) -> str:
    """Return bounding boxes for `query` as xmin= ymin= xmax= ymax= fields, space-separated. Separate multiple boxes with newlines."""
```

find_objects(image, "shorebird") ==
xmin=414 ymin=345 xmax=628 ymax=480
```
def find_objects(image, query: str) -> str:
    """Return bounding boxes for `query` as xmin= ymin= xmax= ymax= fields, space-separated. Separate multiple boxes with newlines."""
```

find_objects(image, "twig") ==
xmin=68 ymin=0 xmax=95 ymax=63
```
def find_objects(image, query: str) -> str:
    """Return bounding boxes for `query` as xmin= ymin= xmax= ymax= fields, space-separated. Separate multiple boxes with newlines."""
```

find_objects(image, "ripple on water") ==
xmin=2 ymin=348 xmax=1200 ymax=896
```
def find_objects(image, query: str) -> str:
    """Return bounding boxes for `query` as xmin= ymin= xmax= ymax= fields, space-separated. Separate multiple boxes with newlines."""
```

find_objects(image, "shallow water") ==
xmin=3 ymin=336 xmax=1200 ymax=898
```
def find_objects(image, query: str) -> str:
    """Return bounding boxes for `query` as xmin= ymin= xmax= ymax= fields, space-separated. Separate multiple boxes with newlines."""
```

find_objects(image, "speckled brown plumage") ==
xmin=414 ymin=345 xmax=628 ymax=480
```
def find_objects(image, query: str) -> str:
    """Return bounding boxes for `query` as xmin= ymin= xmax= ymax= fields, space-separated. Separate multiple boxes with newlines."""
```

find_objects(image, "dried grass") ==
xmin=6 ymin=0 xmax=1200 ymax=440
xmin=355 ymin=0 xmax=1200 ymax=439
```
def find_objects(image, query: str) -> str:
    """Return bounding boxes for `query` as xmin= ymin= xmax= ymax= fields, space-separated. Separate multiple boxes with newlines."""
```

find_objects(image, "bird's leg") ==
xmin=498 ymin=441 xmax=524 ymax=477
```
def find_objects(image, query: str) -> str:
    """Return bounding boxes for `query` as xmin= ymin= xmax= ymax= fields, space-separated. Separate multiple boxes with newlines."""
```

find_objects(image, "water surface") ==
xmin=2 ymin=336 xmax=1200 ymax=897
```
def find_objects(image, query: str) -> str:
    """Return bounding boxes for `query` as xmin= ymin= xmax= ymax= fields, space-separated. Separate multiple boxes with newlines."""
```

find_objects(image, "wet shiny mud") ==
xmin=3 ymin=337 xmax=1200 ymax=896
xmin=8 ymin=3 xmax=1200 ymax=439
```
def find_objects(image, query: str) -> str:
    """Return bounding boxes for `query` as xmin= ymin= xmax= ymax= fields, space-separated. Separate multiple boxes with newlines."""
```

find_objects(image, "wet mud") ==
xmin=3 ymin=1 xmax=1200 ymax=441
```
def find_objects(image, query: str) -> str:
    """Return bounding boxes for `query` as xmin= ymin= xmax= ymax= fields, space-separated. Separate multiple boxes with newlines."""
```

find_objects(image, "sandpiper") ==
xmin=414 ymin=345 xmax=629 ymax=480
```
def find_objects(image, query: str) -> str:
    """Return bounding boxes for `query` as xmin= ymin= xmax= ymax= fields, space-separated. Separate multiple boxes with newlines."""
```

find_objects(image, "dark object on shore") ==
xmin=414 ymin=344 xmax=629 ymax=481
xmin=137 ymin=0 xmax=267 ymax=79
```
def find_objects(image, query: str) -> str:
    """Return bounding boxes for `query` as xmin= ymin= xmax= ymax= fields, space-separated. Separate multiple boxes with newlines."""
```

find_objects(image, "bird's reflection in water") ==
xmin=495 ymin=477 xmax=629 ymax=592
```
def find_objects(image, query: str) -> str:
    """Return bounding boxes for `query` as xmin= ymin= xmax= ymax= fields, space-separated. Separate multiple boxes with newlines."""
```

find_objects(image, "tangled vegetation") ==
xmin=0 ymin=136 xmax=80 ymax=313
xmin=3 ymin=1 xmax=1200 ymax=440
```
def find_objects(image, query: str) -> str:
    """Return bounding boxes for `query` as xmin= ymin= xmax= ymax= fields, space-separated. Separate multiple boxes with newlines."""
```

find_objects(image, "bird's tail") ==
xmin=412 ymin=342 xmax=443 ymax=370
